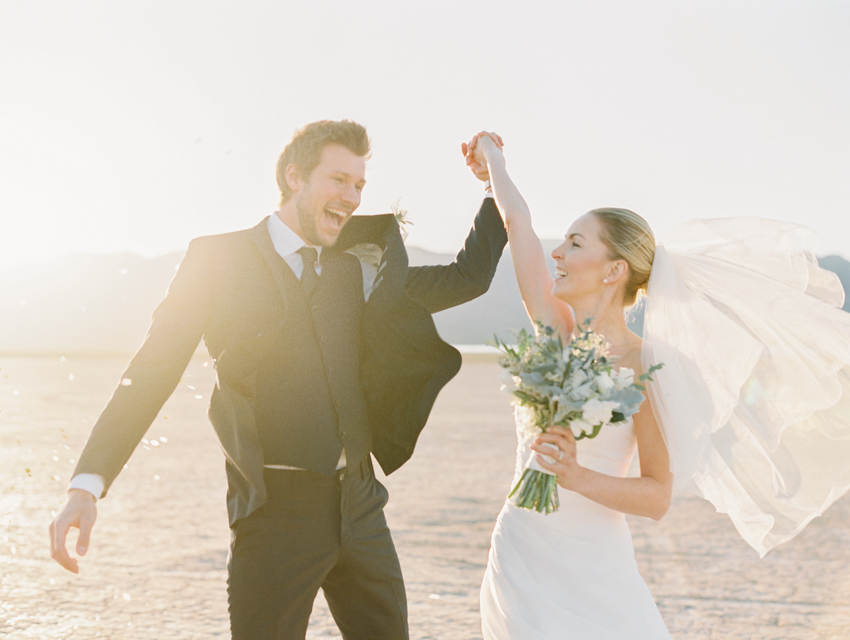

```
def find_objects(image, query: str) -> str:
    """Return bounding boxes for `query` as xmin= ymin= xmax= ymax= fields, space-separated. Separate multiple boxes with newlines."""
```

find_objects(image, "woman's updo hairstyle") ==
xmin=589 ymin=208 xmax=656 ymax=307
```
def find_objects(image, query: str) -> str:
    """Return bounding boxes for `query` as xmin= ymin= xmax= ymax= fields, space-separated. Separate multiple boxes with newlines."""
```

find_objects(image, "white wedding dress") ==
xmin=481 ymin=216 xmax=850 ymax=638
xmin=480 ymin=407 xmax=671 ymax=639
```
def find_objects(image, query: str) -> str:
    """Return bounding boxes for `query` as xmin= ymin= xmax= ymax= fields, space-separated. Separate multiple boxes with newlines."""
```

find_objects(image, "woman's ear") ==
xmin=605 ymin=259 xmax=629 ymax=285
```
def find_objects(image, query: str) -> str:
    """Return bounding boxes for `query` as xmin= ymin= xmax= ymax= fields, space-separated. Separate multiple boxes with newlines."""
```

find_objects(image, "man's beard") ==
xmin=295 ymin=196 xmax=327 ymax=247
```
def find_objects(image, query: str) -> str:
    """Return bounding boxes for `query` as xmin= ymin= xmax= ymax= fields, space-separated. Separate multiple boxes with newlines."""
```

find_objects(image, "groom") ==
xmin=48 ymin=119 xmax=507 ymax=639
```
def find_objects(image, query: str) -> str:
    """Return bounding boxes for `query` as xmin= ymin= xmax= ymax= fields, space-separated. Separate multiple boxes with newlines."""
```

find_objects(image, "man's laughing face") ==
xmin=290 ymin=143 xmax=366 ymax=247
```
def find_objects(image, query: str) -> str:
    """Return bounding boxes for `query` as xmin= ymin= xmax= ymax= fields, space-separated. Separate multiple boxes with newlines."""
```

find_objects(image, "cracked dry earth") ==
xmin=2 ymin=355 xmax=849 ymax=639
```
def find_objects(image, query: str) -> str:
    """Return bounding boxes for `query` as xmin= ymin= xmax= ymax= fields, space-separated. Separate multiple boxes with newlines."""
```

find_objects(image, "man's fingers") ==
xmin=76 ymin=515 xmax=95 ymax=556
xmin=482 ymin=132 xmax=502 ymax=149
xmin=49 ymin=518 xmax=80 ymax=574
xmin=49 ymin=491 xmax=96 ymax=573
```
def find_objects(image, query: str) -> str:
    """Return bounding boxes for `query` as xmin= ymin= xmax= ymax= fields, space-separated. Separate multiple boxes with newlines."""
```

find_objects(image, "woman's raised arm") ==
xmin=466 ymin=133 xmax=572 ymax=333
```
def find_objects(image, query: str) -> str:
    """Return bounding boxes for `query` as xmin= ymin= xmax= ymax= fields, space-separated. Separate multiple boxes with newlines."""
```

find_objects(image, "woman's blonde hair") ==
xmin=589 ymin=207 xmax=655 ymax=307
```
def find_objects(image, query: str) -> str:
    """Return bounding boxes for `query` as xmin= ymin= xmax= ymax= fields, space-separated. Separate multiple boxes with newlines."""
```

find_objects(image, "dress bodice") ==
xmin=513 ymin=405 xmax=637 ymax=485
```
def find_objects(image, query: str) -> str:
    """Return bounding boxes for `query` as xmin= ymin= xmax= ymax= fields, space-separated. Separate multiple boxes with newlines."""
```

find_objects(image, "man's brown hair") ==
xmin=276 ymin=120 xmax=371 ymax=204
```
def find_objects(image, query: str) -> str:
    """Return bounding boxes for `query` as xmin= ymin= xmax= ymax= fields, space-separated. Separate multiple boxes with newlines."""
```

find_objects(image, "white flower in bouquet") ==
xmin=615 ymin=368 xmax=635 ymax=389
xmin=581 ymin=398 xmax=618 ymax=427
xmin=492 ymin=322 xmax=663 ymax=514
xmin=567 ymin=418 xmax=594 ymax=440
xmin=595 ymin=371 xmax=615 ymax=394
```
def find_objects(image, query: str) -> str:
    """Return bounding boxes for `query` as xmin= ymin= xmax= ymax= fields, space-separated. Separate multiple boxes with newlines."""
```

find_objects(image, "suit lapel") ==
xmin=248 ymin=216 xmax=296 ymax=308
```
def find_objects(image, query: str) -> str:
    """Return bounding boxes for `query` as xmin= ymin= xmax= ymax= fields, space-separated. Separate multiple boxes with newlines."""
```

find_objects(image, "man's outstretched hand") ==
xmin=49 ymin=488 xmax=97 ymax=573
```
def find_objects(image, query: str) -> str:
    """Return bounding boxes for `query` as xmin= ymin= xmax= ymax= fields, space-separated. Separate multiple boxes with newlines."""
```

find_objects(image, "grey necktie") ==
xmin=297 ymin=246 xmax=320 ymax=298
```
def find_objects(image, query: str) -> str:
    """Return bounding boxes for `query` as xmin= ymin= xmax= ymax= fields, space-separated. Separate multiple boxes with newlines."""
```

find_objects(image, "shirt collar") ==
xmin=267 ymin=213 xmax=322 ymax=260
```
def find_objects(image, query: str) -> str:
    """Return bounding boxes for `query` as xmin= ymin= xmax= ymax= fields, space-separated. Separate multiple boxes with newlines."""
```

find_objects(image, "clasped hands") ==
xmin=461 ymin=131 xmax=504 ymax=181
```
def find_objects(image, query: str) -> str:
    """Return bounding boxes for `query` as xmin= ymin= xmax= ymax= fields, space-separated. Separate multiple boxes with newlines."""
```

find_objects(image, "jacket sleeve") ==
xmin=71 ymin=237 xmax=217 ymax=496
xmin=404 ymin=198 xmax=508 ymax=314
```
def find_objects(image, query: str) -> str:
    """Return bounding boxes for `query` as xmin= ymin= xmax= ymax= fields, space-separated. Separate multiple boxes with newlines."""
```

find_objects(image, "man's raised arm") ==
xmin=404 ymin=196 xmax=507 ymax=313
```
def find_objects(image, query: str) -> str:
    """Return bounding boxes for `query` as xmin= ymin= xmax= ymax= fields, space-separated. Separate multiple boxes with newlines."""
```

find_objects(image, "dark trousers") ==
xmin=227 ymin=459 xmax=409 ymax=640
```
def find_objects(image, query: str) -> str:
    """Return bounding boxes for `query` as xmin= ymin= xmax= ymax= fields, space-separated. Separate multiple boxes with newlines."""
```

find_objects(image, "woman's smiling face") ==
xmin=550 ymin=213 xmax=614 ymax=304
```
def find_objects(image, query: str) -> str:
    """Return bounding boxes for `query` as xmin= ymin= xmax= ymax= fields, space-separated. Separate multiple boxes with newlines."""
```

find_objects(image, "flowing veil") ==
xmin=641 ymin=217 xmax=850 ymax=556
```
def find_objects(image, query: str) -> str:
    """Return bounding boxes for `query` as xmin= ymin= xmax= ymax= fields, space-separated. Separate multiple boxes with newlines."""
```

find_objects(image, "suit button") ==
xmin=320 ymin=336 xmax=327 ymax=343
xmin=328 ymin=366 xmax=334 ymax=374
xmin=311 ymin=304 xmax=318 ymax=311
xmin=335 ymin=400 xmax=341 ymax=408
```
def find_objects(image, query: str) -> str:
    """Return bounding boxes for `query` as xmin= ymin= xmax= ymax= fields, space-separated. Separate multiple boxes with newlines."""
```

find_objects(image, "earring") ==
xmin=603 ymin=278 xmax=609 ymax=284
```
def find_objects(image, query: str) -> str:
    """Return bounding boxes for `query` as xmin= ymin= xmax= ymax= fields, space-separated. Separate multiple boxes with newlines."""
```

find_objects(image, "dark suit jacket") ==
xmin=74 ymin=199 xmax=507 ymax=524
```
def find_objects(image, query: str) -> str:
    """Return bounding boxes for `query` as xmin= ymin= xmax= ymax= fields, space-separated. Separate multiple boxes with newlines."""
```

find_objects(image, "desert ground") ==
xmin=1 ymin=354 xmax=848 ymax=639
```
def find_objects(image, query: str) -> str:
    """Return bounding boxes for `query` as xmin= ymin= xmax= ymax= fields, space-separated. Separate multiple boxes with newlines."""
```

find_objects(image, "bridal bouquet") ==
xmin=494 ymin=322 xmax=661 ymax=514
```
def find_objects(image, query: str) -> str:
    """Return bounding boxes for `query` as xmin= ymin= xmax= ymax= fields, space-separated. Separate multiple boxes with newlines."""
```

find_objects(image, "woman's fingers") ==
xmin=534 ymin=429 xmax=575 ymax=453
xmin=547 ymin=425 xmax=576 ymax=443
xmin=531 ymin=428 xmax=584 ymax=491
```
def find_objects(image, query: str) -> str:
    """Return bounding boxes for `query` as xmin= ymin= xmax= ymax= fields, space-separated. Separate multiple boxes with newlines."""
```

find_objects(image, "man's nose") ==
xmin=341 ymin=184 xmax=361 ymax=208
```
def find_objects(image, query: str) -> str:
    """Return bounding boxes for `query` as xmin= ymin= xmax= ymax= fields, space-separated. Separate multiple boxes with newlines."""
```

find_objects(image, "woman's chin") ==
xmin=551 ymin=280 xmax=573 ymax=304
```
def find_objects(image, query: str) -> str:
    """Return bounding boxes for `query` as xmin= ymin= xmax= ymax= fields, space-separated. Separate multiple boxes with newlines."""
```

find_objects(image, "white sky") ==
xmin=2 ymin=1 xmax=849 ymax=267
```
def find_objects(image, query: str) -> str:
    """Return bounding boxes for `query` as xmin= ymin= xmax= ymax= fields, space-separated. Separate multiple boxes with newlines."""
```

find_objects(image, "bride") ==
xmin=464 ymin=131 xmax=850 ymax=639
xmin=466 ymin=132 xmax=673 ymax=638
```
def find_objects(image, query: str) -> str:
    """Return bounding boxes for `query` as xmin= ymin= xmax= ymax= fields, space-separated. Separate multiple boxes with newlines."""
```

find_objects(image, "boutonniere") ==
xmin=390 ymin=200 xmax=413 ymax=242
xmin=346 ymin=201 xmax=413 ymax=271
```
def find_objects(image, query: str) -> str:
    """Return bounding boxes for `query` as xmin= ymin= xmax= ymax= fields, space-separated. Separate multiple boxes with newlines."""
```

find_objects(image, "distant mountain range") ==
xmin=1 ymin=243 xmax=849 ymax=355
